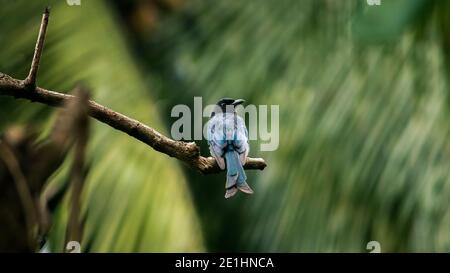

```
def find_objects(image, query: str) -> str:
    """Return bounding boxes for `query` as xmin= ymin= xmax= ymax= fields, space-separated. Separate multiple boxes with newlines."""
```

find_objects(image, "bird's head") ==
xmin=216 ymin=98 xmax=245 ymax=112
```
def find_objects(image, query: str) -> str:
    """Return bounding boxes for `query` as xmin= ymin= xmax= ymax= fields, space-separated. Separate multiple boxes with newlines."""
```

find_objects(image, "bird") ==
xmin=207 ymin=98 xmax=253 ymax=198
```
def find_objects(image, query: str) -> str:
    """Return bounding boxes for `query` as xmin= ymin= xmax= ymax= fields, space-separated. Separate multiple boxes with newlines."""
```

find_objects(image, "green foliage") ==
xmin=146 ymin=0 xmax=450 ymax=252
xmin=0 ymin=0 xmax=204 ymax=252
xmin=1 ymin=0 xmax=449 ymax=253
xmin=352 ymin=0 xmax=433 ymax=42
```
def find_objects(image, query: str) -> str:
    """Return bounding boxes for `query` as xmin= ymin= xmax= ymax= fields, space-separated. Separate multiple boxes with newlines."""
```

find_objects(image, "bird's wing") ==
xmin=207 ymin=115 xmax=226 ymax=170
xmin=234 ymin=115 xmax=249 ymax=165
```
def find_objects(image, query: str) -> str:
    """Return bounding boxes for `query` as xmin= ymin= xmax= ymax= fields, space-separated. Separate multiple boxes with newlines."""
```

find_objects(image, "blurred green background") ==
xmin=0 ymin=0 xmax=449 ymax=252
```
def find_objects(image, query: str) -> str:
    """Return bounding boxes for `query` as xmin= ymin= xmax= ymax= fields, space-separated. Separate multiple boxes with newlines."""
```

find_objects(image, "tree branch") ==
xmin=0 ymin=9 xmax=267 ymax=175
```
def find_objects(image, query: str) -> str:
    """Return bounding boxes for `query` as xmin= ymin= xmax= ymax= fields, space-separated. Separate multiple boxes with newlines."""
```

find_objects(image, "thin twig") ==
xmin=0 ymin=142 xmax=38 ymax=250
xmin=0 ymin=8 xmax=267 ymax=174
xmin=23 ymin=7 xmax=50 ymax=89
xmin=65 ymin=87 xmax=90 ymax=249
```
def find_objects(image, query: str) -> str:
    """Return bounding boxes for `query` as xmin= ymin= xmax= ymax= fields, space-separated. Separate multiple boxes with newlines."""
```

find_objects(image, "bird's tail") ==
xmin=224 ymin=148 xmax=252 ymax=198
xmin=225 ymin=149 xmax=239 ymax=189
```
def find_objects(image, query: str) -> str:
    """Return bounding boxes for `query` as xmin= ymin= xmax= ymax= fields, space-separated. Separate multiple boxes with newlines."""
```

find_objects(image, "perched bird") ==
xmin=207 ymin=98 xmax=253 ymax=198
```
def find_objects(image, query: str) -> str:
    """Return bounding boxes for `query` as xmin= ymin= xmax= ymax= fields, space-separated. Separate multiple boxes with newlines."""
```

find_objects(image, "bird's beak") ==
xmin=232 ymin=99 xmax=245 ymax=106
